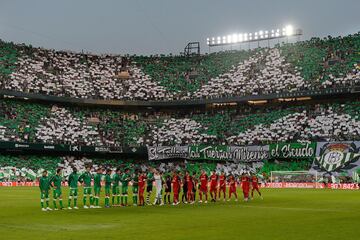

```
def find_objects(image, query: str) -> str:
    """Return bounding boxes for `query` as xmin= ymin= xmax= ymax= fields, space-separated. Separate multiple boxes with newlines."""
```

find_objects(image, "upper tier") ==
xmin=0 ymin=33 xmax=359 ymax=101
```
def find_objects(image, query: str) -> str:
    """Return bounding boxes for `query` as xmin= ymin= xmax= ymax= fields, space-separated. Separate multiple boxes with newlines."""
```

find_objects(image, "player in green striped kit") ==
xmin=132 ymin=171 xmax=139 ymax=206
xmin=78 ymin=166 xmax=93 ymax=209
xmin=104 ymin=169 xmax=112 ymax=208
xmin=121 ymin=168 xmax=131 ymax=206
xmin=93 ymin=168 xmax=103 ymax=208
xmin=49 ymin=169 xmax=64 ymax=210
xmin=112 ymin=168 xmax=121 ymax=206
xmin=39 ymin=170 xmax=51 ymax=211
xmin=67 ymin=167 xmax=79 ymax=209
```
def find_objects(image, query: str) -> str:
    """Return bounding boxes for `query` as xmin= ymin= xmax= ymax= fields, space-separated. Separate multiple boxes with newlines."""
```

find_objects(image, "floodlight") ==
xmin=285 ymin=25 xmax=294 ymax=36
xmin=217 ymin=36 xmax=221 ymax=44
xmin=232 ymin=34 xmax=238 ymax=43
xmin=259 ymin=30 xmax=263 ymax=36
xmin=222 ymin=36 xmax=227 ymax=44
xmin=238 ymin=33 xmax=243 ymax=42
xmin=271 ymin=29 xmax=275 ymax=33
xmin=227 ymin=35 xmax=232 ymax=43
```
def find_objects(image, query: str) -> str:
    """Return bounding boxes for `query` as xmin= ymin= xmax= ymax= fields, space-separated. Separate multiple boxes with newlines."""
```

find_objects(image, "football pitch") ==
xmin=0 ymin=187 xmax=360 ymax=240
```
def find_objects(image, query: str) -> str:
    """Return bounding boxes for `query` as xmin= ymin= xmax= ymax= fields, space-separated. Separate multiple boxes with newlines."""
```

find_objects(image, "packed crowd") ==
xmin=2 ymin=99 xmax=360 ymax=146
xmin=0 ymin=33 xmax=359 ymax=101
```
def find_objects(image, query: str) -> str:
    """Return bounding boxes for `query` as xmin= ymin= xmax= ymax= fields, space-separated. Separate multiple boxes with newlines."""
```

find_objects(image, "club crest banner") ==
xmin=312 ymin=142 xmax=360 ymax=174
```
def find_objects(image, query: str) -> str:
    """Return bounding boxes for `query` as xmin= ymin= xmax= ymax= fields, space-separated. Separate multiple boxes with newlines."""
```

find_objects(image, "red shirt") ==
xmin=200 ymin=173 xmax=208 ymax=187
xmin=210 ymin=174 xmax=218 ymax=186
xmin=139 ymin=175 xmax=145 ymax=187
xmin=186 ymin=175 xmax=193 ymax=189
xmin=219 ymin=175 xmax=226 ymax=187
xmin=241 ymin=176 xmax=250 ymax=188
xmin=229 ymin=177 xmax=236 ymax=188
xmin=172 ymin=175 xmax=180 ymax=190
xmin=252 ymin=176 xmax=259 ymax=187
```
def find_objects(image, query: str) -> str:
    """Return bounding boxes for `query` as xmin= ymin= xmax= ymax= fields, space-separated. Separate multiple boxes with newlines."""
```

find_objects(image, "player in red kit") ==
xmin=251 ymin=175 xmax=263 ymax=199
xmin=186 ymin=172 xmax=194 ymax=204
xmin=241 ymin=174 xmax=250 ymax=201
xmin=209 ymin=171 xmax=218 ymax=202
xmin=172 ymin=171 xmax=181 ymax=205
xmin=138 ymin=171 xmax=146 ymax=206
xmin=199 ymin=170 xmax=208 ymax=203
xmin=218 ymin=171 xmax=226 ymax=201
xmin=228 ymin=175 xmax=238 ymax=201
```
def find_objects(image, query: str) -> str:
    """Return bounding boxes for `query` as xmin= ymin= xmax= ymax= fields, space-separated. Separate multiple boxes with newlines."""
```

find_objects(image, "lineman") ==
xmin=50 ymin=168 xmax=64 ymax=210
xmin=67 ymin=167 xmax=79 ymax=209
xmin=120 ymin=168 xmax=131 ymax=206
xmin=39 ymin=170 xmax=51 ymax=211
xmin=112 ymin=168 xmax=121 ymax=206
xmin=93 ymin=168 xmax=103 ymax=208
xmin=78 ymin=165 xmax=93 ymax=209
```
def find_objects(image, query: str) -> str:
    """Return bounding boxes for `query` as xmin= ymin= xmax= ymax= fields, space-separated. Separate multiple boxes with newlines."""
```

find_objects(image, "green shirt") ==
xmin=39 ymin=176 xmax=50 ymax=191
xmin=79 ymin=172 xmax=92 ymax=187
xmin=146 ymin=172 xmax=154 ymax=185
xmin=94 ymin=173 xmax=102 ymax=187
xmin=50 ymin=175 xmax=62 ymax=189
xmin=105 ymin=174 xmax=112 ymax=188
xmin=68 ymin=172 xmax=79 ymax=188
xmin=112 ymin=173 xmax=120 ymax=187
xmin=121 ymin=173 xmax=131 ymax=186
xmin=132 ymin=175 xmax=139 ymax=186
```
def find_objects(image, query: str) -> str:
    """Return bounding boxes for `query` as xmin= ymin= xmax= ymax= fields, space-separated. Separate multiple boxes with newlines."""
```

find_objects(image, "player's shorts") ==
xmin=252 ymin=184 xmax=259 ymax=190
xmin=200 ymin=186 xmax=208 ymax=193
xmin=40 ymin=190 xmax=49 ymax=199
xmin=165 ymin=186 xmax=171 ymax=193
xmin=146 ymin=185 xmax=153 ymax=193
xmin=112 ymin=186 xmax=120 ymax=195
xmin=219 ymin=185 xmax=226 ymax=192
xmin=53 ymin=188 xmax=62 ymax=198
xmin=210 ymin=185 xmax=217 ymax=192
xmin=83 ymin=187 xmax=92 ymax=195
xmin=121 ymin=185 xmax=128 ymax=195
xmin=132 ymin=185 xmax=139 ymax=194
xmin=139 ymin=186 xmax=145 ymax=194
xmin=229 ymin=186 xmax=236 ymax=193
xmin=105 ymin=187 xmax=111 ymax=195
xmin=94 ymin=186 xmax=101 ymax=195
xmin=69 ymin=188 xmax=78 ymax=196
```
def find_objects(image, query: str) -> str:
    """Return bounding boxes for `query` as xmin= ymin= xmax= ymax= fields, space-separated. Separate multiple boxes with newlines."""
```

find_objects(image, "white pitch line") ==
xmin=238 ymin=204 xmax=348 ymax=213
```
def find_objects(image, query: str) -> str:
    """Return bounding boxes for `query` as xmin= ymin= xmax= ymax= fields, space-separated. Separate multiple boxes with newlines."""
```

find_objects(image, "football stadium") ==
xmin=0 ymin=1 xmax=359 ymax=239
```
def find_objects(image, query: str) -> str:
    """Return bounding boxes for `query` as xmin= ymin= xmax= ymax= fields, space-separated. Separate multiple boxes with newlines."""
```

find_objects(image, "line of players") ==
xmin=39 ymin=166 xmax=262 ymax=211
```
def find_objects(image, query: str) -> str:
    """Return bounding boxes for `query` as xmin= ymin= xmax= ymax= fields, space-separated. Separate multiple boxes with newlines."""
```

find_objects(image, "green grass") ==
xmin=0 ymin=187 xmax=360 ymax=240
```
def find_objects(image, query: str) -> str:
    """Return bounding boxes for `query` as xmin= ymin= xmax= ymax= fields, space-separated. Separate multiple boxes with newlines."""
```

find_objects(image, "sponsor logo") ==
xmin=14 ymin=144 xmax=29 ymax=148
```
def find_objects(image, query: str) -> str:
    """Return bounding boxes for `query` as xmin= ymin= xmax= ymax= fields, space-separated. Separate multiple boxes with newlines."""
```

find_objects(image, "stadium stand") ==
xmin=0 ymin=33 xmax=359 ymax=101
xmin=1 ymin=99 xmax=360 ymax=147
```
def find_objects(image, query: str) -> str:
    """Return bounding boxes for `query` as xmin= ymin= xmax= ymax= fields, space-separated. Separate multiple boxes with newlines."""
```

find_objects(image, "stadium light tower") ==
xmin=206 ymin=25 xmax=302 ymax=49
